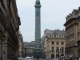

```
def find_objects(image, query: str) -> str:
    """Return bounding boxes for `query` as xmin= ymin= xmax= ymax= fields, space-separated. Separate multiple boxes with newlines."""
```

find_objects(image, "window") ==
xmin=52 ymin=42 xmax=54 ymax=45
xmin=61 ymin=47 xmax=64 ymax=53
xmin=52 ymin=47 xmax=54 ymax=52
xmin=56 ymin=42 xmax=59 ymax=45
xmin=56 ymin=47 xmax=59 ymax=52
xmin=61 ymin=42 xmax=64 ymax=45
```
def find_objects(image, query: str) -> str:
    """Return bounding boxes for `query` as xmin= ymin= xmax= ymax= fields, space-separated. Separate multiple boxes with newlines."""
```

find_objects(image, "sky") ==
xmin=16 ymin=0 xmax=80 ymax=42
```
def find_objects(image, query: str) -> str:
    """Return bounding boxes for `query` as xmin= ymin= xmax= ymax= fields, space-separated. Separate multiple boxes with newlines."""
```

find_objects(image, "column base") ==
xmin=33 ymin=48 xmax=43 ymax=59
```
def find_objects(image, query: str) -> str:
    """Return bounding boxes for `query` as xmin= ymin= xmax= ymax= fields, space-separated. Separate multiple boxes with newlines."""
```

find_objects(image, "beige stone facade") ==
xmin=24 ymin=41 xmax=35 ymax=57
xmin=64 ymin=7 xmax=80 ymax=58
xmin=46 ymin=38 xmax=65 ymax=59
xmin=0 ymin=0 xmax=21 ymax=60
xmin=18 ymin=31 xmax=23 ymax=57
xmin=41 ymin=29 xmax=65 ymax=59
xmin=26 ymin=47 xmax=34 ymax=57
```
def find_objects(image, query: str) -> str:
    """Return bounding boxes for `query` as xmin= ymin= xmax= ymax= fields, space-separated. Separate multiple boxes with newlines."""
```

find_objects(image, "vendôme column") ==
xmin=33 ymin=0 xmax=42 ymax=59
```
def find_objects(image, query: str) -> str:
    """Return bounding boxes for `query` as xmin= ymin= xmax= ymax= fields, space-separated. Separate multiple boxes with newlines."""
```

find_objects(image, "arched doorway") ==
xmin=51 ymin=54 xmax=54 ymax=59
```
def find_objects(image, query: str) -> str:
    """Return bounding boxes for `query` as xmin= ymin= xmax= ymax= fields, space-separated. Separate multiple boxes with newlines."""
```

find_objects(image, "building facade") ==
xmin=18 ymin=31 xmax=23 ymax=57
xmin=24 ymin=41 xmax=35 ymax=57
xmin=0 ymin=0 xmax=7 ymax=59
xmin=0 ymin=22 xmax=5 ymax=60
xmin=46 ymin=38 xmax=65 ymax=59
xmin=0 ymin=0 xmax=21 ymax=60
xmin=41 ymin=29 xmax=65 ymax=59
xmin=64 ymin=7 xmax=80 ymax=58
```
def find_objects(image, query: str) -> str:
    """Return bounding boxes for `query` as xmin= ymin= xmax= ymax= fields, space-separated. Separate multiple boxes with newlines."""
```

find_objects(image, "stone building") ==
xmin=0 ymin=18 xmax=5 ymax=59
xmin=41 ymin=29 xmax=53 ymax=58
xmin=24 ymin=41 xmax=35 ymax=57
xmin=0 ymin=0 xmax=8 ymax=60
xmin=46 ymin=38 xmax=65 ymax=59
xmin=64 ymin=7 xmax=80 ymax=58
xmin=41 ymin=29 xmax=65 ymax=59
xmin=18 ymin=31 xmax=23 ymax=57
xmin=0 ymin=0 xmax=21 ymax=60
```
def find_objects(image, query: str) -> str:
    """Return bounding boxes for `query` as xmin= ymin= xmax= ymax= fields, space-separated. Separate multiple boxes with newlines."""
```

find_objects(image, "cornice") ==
xmin=64 ymin=7 xmax=80 ymax=26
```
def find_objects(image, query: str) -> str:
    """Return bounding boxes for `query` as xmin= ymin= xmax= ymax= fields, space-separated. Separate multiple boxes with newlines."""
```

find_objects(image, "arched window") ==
xmin=61 ymin=42 xmax=64 ymax=45
xmin=56 ymin=42 xmax=59 ymax=45
xmin=52 ymin=42 xmax=54 ymax=45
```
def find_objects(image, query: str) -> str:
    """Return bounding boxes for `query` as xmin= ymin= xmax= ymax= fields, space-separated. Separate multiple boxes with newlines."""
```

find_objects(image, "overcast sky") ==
xmin=16 ymin=0 xmax=80 ymax=42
